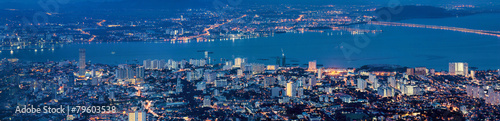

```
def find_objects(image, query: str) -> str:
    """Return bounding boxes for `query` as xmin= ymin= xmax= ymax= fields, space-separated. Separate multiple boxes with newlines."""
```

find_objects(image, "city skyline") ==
xmin=0 ymin=0 xmax=499 ymax=120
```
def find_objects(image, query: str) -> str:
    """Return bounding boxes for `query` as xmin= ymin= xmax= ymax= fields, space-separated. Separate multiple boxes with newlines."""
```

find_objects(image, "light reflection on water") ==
xmin=1 ymin=13 xmax=500 ymax=70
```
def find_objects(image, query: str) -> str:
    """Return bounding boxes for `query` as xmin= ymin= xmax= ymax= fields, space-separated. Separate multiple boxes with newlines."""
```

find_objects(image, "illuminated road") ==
xmin=296 ymin=15 xmax=304 ymax=22
xmin=202 ymin=14 xmax=247 ymax=35
xmin=75 ymin=28 xmax=96 ymax=42
xmin=88 ymin=35 xmax=96 ymax=42
xmin=176 ymin=14 xmax=247 ymax=41
xmin=143 ymin=100 xmax=161 ymax=118
xmin=128 ymin=85 xmax=164 ymax=120
xmin=369 ymin=21 xmax=500 ymax=37
xmin=97 ymin=20 xmax=106 ymax=26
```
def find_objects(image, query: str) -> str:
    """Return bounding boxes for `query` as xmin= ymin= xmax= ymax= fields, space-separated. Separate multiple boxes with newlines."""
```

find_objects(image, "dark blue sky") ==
xmin=0 ymin=0 xmax=497 ymax=9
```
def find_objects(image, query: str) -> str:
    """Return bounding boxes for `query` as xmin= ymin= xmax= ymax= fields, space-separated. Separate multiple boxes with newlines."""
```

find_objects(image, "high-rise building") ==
xmin=470 ymin=86 xmax=484 ymax=99
xmin=430 ymin=69 xmax=436 ymax=76
xmin=78 ymin=48 xmax=86 ymax=77
xmin=222 ymin=62 xmax=232 ymax=70
xmin=243 ymin=64 xmax=252 ymax=72
xmin=277 ymin=75 xmax=286 ymax=86
xmin=234 ymin=58 xmax=243 ymax=68
xmin=199 ymin=59 xmax=207 ymax=67
xmin=251 ymin=63 xmax=265 ymax=74
xmin=128 ymin=110 xmax=146 ymax=121
xmin=176 ymin=78 xmax=183 ymax=93
xmin=357 ymin=78 xmax=367 ymax=90
xmin=204 ymin=51 xmax=209 ymax=59
xmin=143 ymin=59 xmax=151 ymax=69
xmin=308 ymin=75 xmax=316 ymax=90
xmin=324 ymin=87 xmax=334 ymax=94
xmin=91 ymin=77 xmax=99 ymax=86
xmin=466 ymin=85 xmax=473 ymax=97
xmin=272 ymin=87 xmax=281 ymax=98
xmin=377 ymin=86 xmax=394 ymax=97
xmin=213 ymin=89 xmax=219 ymax=96
xmin=179 ymin=60 xmax=187 ymax=69
xmin=116 ymin=68 xmax=126 ymax=80
xmin=143 ymin=59 xmax=166 ymax=70
xmin=204 ymin=71 xmax=216 ymax=83
xmin=373 ymin=79 xmax=380 ymax=90
xmin=279 ymin=79 xmax=287 ymax=87
xmin=263 ymin=77 xmax=275 ymax=87
xmin=196 ymin=82 xmax=206 ymax=91
xmin=186 ymin=71 xmax=195 ymax=82
xmin=116 ymin=64 xmax=143 ymax=80
xmin=403 ymin=85 xmax=417 ymax=96
xmin=388 ymin=76 xmax=396 ymax=88
xmin=286 ymin=82 xmax=296 ymax=97
xmin=203 ymin=96 xmax=211 ymax=107
xmin=470 ymin=70 xmax=475 ymax=79
xmin=317 ymin=68 xmax=323 ymax=79
xmin=369 ymin=74 xmax=379 ymax=90
xmin=449 ymin=62 xmax=468 ymax=76
xmin=189 ymin=59 xmax=198 ymax=66
xmin=215 ymin=79 xmax=227 ymax=87
xmin=151 ymin=59 xmax=159 ymax=69
xmin=406 ymin=68 xmax=414 ymax=75
xmin=266 ymin=65 xmax=276 ymax=70
xmin=159 ymin=60 xmax=166 ymax=69
xmin=136 ymin=66 xmax=145 ymax=79
xmin=297 ymin=77 xmax=305 ymax=87
xmin=486 ymin=88 xmax=500 ymax=105
xmin=414 ymin=67 xmax=428 ymax=76
xmin=297 ymin=88 xmax=303 ymax=98
xmin=237 ymin=69 xmax=244 ymax=78
xmin=308 ymin=60 xmax=317 ymax=71
xmin=126 ymin=66 xmax=135 ymax=79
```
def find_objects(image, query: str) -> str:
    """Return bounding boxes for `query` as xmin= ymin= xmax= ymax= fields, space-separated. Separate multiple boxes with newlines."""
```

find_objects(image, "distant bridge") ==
xmin=0 ymin=47 xmax=53 ymax=51
xmin=368 ymin=21 xmax=500 ymax=37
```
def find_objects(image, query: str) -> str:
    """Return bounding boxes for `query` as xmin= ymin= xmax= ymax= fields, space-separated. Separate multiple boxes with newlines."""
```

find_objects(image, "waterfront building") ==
xmin=308 ymin=60 xmax=317 ymax=72
xmin=414 ymin=67 xmax=428 ymax=76
xmin=78 ymin=48 xmax=86 ymax=77
xmin=406 ymin=68 xmax=414 ymax=75
xmin=234 ymin=58 xmax=246 ymax=68
xmin=449 ymin=62 xmax=468 ymax=76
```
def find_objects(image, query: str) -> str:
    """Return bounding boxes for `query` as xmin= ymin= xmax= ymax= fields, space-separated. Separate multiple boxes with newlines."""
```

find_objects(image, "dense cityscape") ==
xmin=0 ymin=48 xmax=500 ymax=120
xmin=1 ymin=0 xmax=500 ymax=121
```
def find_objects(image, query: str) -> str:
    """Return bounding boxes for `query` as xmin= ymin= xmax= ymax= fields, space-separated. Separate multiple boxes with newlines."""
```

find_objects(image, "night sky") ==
xmin=0 ymin=0 xmax=498 ymax=9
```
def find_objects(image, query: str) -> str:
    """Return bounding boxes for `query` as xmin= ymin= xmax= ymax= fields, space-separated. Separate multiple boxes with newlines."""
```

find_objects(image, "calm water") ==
xmin=1 ymin=13 xmax=500 ymax=70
